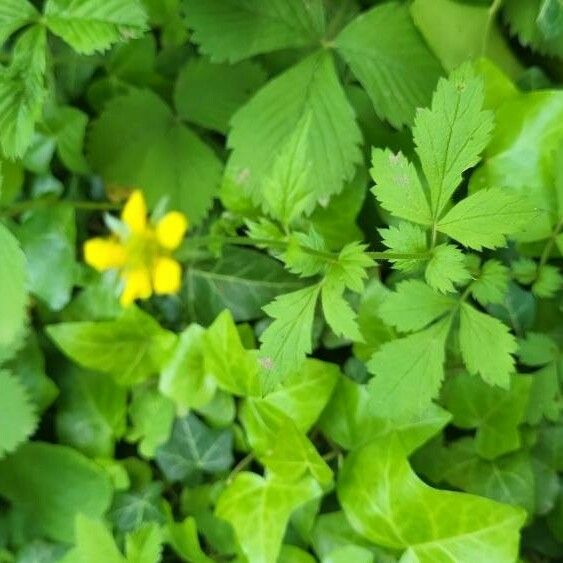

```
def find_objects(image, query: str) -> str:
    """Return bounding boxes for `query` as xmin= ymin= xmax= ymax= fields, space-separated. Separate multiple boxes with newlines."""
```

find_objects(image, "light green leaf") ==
xmin=470 ymin=259 xmax=510 ymax=306
xmin=443 ymin=371 xmax=532 ymax=459
xmin=425 ymin=243 xmax=471 ymax=293
xmin=0 ymin=370 xmax=37 ymax=459
xmin=338 ymin=435 xmax=526 ymax=562
xmin=127 ymin=387 xmax=175 ymax=458
xmin=0 ymin=222 xmax=27 ymax=348
xmin=174 ymin=58 xmax=266 ymax=134
xmin=185 ymin=247 xmax=303 ymax=325
xmin=44 ymin=0 xmax=148 ymax=55
xmin=167 ymin=517 xmax=214 ymax=563
xmin=319 ymin=376 xmax=450 ymax=453
xmin=203 ymin=309 xmax=261 ymax=397
xmin=370 ymin=148 xmax=431 ymax=225
xmin=18 ymin=204 xmax=76 ymax=311
xmin=367 ymin=317 xmax=451 ymax=419
xmin=56 ymin=368 xmax=126 ymax=458
xmin=0 ymin=0 xmax=38 ymax=44
xmin=378 ymin=279 xmax=456 ymax=332
xmin=0 ymin=25 xmax=46 ymax=158
xmin=526 ymin=363 xmax=561 ymax=424
xmin=46 ymin=306 xmax=177 ymax=386
xmin=159 ymin=324 xmax=216 ymax=412
xmin=125 ymin=524 xmax=162 ymax=563
xmin=335 ymin=2 xmax=442 ymax=128
xmin=223 ymin=50 xmax=362 ymax=205
xmin=259 ymin=284 xmax=321 ymax=381
xmin=458 ymin=302 xmax=517 ymax=388
xmin=321 ymin=280 xmax=363 ymax=342
xmin=183 ymin=0 xmax=325 ymax=63
xmin=155 ymin=414 xmax=233 ymax=482
xmin=69 ymin=514 xmax=125 ymax=563
xmin=0 ymin=442 xmax=112 ymax=542
xmin=436 ymin=188 xmax=537 ymax=250
xmin=379 ymin=222 xmax=428 ymax=273
xmin=533 ymin=264 xmax=563 ymax=298
xmin=414 ymin=65 xmax=494 ymax=218
xmin=518 ymin=332 xmax=559 ymax=367
xmin=88 ymin=90 xmax=222 ymax=225
xmin=215 ymin=472 xmax=321 ymax=563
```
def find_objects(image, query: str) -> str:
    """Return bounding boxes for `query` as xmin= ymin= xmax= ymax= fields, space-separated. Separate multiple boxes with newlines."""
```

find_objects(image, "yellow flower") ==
xmin=83 ymin=190 xmax=188 ymax=306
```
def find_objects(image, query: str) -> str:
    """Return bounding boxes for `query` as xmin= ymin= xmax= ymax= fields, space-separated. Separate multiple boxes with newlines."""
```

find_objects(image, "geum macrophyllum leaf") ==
xmin=215 ymin=472 xmax=321 ymax=563
xmin=335 ymin=1 xmax=442 ymax=128
xmin=425 ymin=243 xmax=471 ymax=293
xmin=413 ymin=64 xmax=494 ymax=219
xmin=183 ymin=0 xmax=326 ymax=63
xmin=44 ymin=0 xmax=148 ymax=55
xmin=337 ymin=435 xmax=527 ymax=563
xmin=0 ymin=0 xmax=38 ymax=44
xmin=367 ymin=315 xmax=452 ymax=420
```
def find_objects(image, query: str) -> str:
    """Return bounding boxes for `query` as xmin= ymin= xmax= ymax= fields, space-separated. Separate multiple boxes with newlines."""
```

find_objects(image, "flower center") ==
xmin=124 ymin=229 xmax=160 ymax=270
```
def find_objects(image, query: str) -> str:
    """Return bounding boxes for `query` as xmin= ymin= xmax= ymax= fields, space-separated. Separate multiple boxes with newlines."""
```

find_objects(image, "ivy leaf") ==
xmin=166 ymin=517 xmax=214 ymax=563
xmin=425 ymin=243 xmax=471 ymax=293
xmin=223 ymin=50 xmax=362 ymax=205
xmin=155 ymin=414 xmax=233 ymax=482
xmin=413 ymin=65 xmax=494 ymax=218
xmin=259 ymin=284 xmax=321 ymax=381
xmin=0 ymin=0 xmax=38 ymax=44
xmin=367 ymin=316 xmax=451 ymax=419
xmin=378 ymin=279 xmax=456 ymax=332
xmin=0 ymin=443 xmax=112 ymax=542
xmin=335 ymin=2 xmax=442 ymax=128
xmin=0 ymin=223 xmax=27 ymax=349
xmin=203 ymin=309 xmax=261 ymax=397
xmin=443 ymin=371 xmax=532 ymax=459
xmin=88 ymin=90 xmax=222 ymax=226
xmin=338 ymin=435 xmax=526 ymax=562
xmin=370 ymin=148 xmax=432 ymax=226
xmin=0 ymin=25 xmax=46 ymax=158
xmin=44 ymin=0 xmax=148 ymax=55
xmin=174 ymin=58 xmax=267 ymax=134
xmin=46 ymin=307 xmax=177 ymax=386
xmin=215 ymin=473 xmax=321 ymax=563
xmin=185 ymin=247 xmax=303 ymax=325
xmin=125 ymin=524 xmax=162 ymax=563
xmin=436 ymin=188 xmax=537 ymax=250
xmin=110 ymin=483 xmax=166 ymax=534
xmin=0 ymin=370 xmax=37 ymax=459
xmin=459 ymin=303 xmax=517 ymax=388
xmin=183 ymin=0 xmax=325 ymax=63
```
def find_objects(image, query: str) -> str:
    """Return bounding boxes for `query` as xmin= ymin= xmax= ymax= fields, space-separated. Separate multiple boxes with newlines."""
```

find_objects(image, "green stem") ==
xmin=227 ymin=454 xmax=254 ymax=484
xmin=1 ymin=198 xmax=121 ymax=217
xmin=538 ymin=217 xmax=563 ymax=269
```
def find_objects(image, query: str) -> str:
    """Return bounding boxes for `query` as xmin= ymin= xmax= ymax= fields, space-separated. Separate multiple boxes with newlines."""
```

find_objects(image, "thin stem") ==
xmin=538 ymin=218 xmax=563 ymax=269
xmin=1 ymin=198 xmax=121 ymax=217
xmin=227 ymin=454 xmax=254 ymax=484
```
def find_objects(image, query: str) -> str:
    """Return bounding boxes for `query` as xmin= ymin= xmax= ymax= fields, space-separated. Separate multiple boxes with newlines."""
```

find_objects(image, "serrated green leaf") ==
xmin=518 ymin=332 xmax=559 ymax=367
xmin=425 ymin=243 xmax=471 ymax=293
xmin=0 ymin=222 xmax=27 ymax=348
xmin=215 ymin=473 xmax=321 ymax=563
xmin=443 ymin=371 xmax=531 ymax=459
xmin=338 ymin=435 xmax=526 ymax=562
xmin=370 ymin=148 xmax=431 ymax=225
xmin=326 ymin=242 xmax=373 ymax=293
xmin=46 ymin=307 xmax=177 ymax=386
xmin=321 ymin=280 xmax=362 ymax=341
xmin=458 ymin=302 xmax=517 ymax=387
xmin=367 ymin=316 xmax=451 ymax=419
xmin=533 ymin=264 xmax=563 ymax=297
xmin=174 ymin=58 xmax=266 ymax=134
xmin=44 ymin=0 xmax=148 ymax=55
xmin=223 ymin=50 xmax=362 ymax=205
xmin=155 ymin=414 xmax=233 ymax=482
xmin=414 ymin=65 xmax=494 ymax=218
xmin=335 ymin=2 xmax=442 ymax=128
xmin=470 ymin=259 xmax=510 ymax=306
xmin=378 ymin=279 xmax=456 ymax=332
xmin=183 ymin=0 xmax=325 ymax=63
xmin=88 ymin=90 xmax=222 ymax=225
xmin=0 ymin=25 xmax=46 ymax=158
xmin=259 ymin=284 xmax=321 ymax=381
xmin=0 ymin=370 xmax=37 ymax=459
xmin=0 ymin=0 xmax=38 ymax=44
xmin=436 ymin=188 xmax=537 ymax=249
xmin=0 ymin=443 xmax=112 ymax=542
xmin=379 ymin=222 xmax=428 ymax=273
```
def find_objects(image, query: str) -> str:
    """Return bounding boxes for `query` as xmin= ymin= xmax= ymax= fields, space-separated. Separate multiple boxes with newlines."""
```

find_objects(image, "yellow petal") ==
xmin=84 ymin=237 xmax=126 ymax=272
xmin=120 ymin=268 xmax=152 ymax=306
xmin=156 ymin=211 xmax=188 ymax=250
xmin=152 ymin=257 xmax=182 ymax=295
xmin=121 ymin=190 xmax=147 ymax=234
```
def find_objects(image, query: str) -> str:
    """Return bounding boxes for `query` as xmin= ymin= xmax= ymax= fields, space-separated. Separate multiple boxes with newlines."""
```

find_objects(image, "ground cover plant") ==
xmin=0 ymin=0 xmax=562 ymax=561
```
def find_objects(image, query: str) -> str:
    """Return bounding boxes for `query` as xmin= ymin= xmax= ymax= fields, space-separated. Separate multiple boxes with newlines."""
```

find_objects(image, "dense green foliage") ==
xmin=0 ymin=0 xmax=562 ymax=561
